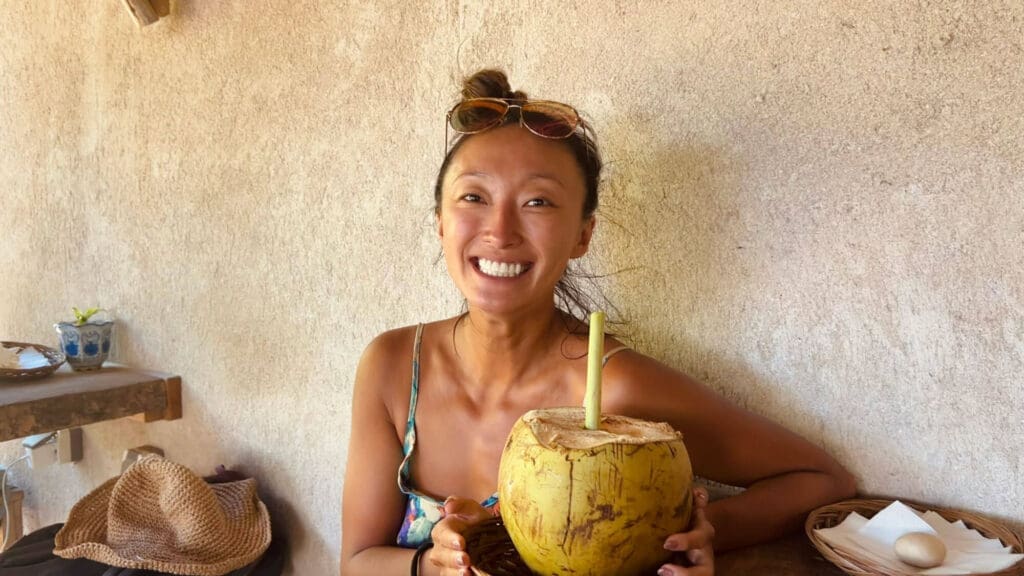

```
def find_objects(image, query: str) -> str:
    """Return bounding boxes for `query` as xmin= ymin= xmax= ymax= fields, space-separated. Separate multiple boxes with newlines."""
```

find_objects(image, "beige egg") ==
xmin=893 ymin=532 xmax=947 ymax=568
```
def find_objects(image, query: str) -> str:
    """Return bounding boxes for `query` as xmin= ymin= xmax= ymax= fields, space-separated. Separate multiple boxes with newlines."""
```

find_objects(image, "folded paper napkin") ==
xmin=0 ymin=345 xmax=20 ymax=369
xmin=0 ymin=346 xmax=50 ymax=370
xmin=816 ymin=500 xmax=1023 ymax=574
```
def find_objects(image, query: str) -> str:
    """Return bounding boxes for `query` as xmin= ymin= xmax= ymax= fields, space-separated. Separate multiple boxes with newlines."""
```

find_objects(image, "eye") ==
xmin=525 ymin=197 xmax=551 ymax=207
xmin=459 ymin=193 xmax=483 ymax=203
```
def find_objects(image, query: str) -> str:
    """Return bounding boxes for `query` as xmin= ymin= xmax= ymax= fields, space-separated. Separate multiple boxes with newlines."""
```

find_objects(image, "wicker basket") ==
xmin=0 ymin=341 xmax=66 ymax=382
xmin=465 ymin=517 xmax=533 ymax=576
xmin=806 ymin=498 xmax=1024 ymax=576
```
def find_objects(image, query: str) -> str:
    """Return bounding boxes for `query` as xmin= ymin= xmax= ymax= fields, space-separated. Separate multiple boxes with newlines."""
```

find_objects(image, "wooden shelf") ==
xmin=0 ymin=364 xmax=181 ymax=443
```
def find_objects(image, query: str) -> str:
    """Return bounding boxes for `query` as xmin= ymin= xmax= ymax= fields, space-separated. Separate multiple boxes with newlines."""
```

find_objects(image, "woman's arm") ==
xmin=340 ymin=330 xmax=437 ymax=575
xmin=693 ymin=404 xmax=857 ymax=552
xmin=605 ymin=351 xmax=857 ymax=552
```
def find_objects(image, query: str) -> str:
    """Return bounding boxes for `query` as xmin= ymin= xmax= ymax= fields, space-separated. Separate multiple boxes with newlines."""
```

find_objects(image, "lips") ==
xmin=475 ymin=257 xmax=532 ymax=278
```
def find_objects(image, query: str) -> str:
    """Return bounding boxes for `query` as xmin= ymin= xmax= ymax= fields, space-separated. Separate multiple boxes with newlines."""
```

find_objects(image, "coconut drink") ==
xmin=496 ymin=313 xmax=694 ymax=576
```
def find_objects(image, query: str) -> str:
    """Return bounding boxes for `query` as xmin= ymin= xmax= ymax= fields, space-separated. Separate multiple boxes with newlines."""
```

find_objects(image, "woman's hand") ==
xmin=427 ymin=497 xmax=492 ymax=576
xmin=659 ymin=487 xmax=716 ymax=576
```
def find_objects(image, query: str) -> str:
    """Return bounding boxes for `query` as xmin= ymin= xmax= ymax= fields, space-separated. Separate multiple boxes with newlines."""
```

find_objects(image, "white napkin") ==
xmin=0 ymin=346 xmax=50 ymax=370
xmin=0 ymin=345 xmax=21 ymax=369
xmin=815 ymin=500 xmax=1023 ymax=574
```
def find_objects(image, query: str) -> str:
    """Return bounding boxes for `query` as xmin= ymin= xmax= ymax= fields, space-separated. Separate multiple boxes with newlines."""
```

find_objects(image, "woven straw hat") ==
xmin=53 ymin=456 xmax=271 ymax=576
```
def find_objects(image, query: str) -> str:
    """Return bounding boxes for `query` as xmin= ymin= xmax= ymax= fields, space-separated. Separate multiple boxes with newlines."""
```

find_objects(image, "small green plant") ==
xmin=72 ymin=307 xmax=104 ymax=326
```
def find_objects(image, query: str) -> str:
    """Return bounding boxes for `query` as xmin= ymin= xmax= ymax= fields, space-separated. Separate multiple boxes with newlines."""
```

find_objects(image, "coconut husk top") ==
xmin=521 ymin=407 xmax=682 ymax=450
xmin=498 ymin=406 xmax=694 ymax=576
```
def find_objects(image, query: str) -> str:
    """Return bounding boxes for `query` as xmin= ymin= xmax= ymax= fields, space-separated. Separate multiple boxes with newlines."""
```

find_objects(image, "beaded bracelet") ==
xmin=411 ymin=541 xmax=434 ymax=576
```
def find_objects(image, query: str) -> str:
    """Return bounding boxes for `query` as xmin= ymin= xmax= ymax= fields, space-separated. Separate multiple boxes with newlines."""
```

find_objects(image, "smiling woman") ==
xmin=339 ymin=69 xmax=856 ymax=576
xmin=438 ymin=127 xmax=594 ymax=318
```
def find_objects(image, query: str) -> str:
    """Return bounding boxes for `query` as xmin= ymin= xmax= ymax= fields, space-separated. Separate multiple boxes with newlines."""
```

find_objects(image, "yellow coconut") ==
xmin=497 ymin=406 xmax=693 ymax=576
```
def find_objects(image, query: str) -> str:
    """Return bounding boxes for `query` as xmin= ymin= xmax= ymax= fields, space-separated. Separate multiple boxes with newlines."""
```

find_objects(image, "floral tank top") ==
xmin=395 ymin=323 xmax=630 ymax=547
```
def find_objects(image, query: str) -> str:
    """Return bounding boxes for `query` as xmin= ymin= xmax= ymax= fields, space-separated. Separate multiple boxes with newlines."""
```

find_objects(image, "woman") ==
xmin=340 ymin=69 xmax=856 ymax=576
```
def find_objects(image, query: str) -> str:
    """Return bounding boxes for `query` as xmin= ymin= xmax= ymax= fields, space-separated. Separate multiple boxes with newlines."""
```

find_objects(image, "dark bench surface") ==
xmin=716 ymin=532 xmax=846 ymax=575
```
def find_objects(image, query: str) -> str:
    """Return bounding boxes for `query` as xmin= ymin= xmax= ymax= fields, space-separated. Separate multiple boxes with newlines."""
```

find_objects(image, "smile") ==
xmin=475 ymin=257 xmax=531 ymax=278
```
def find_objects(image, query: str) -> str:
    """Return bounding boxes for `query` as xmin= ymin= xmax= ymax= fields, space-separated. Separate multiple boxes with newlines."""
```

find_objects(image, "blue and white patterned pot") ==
xmin=54 ymin=321 xmax=114 ymax=371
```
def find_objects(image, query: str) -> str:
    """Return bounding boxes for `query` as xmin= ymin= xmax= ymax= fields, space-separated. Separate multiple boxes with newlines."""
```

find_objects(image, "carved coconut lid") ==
xmin=521 ymin=407 xmax=682 ymax=450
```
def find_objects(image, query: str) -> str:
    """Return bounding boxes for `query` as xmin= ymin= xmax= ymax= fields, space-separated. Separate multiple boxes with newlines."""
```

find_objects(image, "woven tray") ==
xmin=805 ymin=498 xmax=1024 ymax=576
xmin=0 ymin=341 xmax=65 ymax=382
xmin=465 ymin=517 xmax=533 ymax=576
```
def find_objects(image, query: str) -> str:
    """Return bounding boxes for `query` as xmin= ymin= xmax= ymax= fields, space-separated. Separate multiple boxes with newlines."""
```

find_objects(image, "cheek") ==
xmin=440 ymin=215 xmax=461 ymax=237
xmin=527 ymin=218 xmax=583 ymax=253
xmin=439 ymin=214 xmax=473 ymax=252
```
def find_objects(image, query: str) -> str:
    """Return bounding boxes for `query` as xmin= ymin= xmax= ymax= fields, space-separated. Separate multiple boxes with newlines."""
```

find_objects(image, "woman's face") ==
xmin=438 ymin=125 xmax=595 ymax=316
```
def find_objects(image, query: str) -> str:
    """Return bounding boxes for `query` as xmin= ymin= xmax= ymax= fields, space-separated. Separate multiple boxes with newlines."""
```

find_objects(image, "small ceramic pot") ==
xmin=54 ymin=321 xmax=114 ymax=371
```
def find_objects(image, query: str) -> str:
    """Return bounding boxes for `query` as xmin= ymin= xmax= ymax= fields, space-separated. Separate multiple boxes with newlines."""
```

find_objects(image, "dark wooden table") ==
xmin=465 ymin=517 xmax=846 ymax=575
xmin=716 ymin=532 xmax=845 ymax=575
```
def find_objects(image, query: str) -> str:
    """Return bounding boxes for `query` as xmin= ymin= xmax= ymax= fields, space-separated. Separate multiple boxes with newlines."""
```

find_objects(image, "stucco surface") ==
xmin=1 ymin=1 xmax=1021 ymax=573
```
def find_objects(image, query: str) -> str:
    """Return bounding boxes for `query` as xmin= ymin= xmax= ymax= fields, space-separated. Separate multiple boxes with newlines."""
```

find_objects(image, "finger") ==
xmin=427 ymin=542 xmax=472 ymax=574
xmin=693 ymin=486 xmax=709 ymax=510
xmin=692 ymin=503 xmax=716 ymax=542
xmin=686 ymin=548 xmax=709 ymax=565
xmin=433 ymin=517 xmax=471 ymax=550
xmin=443 ymin=496 xmax=491 ymax=523
xmin=664 ymin=505 xmax=716 ymax=551
xmin=657 ymin=563 xmax=714 ymax=576
xmin=663 ymin=524 xmax=711 ymax=552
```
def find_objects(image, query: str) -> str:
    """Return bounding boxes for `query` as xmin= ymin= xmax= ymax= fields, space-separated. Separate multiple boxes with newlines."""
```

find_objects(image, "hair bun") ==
xmin=461 ymin=68 xmax=528 ymax=100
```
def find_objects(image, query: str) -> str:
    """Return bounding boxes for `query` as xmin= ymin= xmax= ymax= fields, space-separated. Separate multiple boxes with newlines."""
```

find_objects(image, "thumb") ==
xmin=443 ymin=496 xmax=490 ymax=522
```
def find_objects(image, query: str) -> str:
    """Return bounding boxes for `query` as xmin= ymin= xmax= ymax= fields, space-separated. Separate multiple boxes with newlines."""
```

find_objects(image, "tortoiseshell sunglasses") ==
xmin=445 ymin=98 xmax=582 ymax=148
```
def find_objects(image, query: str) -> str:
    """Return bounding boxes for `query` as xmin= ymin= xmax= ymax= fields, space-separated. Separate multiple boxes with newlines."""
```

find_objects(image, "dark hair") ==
xmin=433 ymin=69 xmax=602 ymax=218
xmin=434 ymin=69 xmax=609 ymax=325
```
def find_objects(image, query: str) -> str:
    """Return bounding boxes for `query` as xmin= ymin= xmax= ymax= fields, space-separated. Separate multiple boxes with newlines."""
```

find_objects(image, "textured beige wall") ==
xmin=1 ymin=1 xmax=1021 ymax=573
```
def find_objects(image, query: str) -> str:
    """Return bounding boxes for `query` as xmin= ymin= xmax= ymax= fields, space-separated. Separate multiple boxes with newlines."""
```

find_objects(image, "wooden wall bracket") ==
xmin=121 ymin=0 xmax=170 ymax=27
xmin=0 ymin=485 xmax=23 ymax=552
xmin=130 ymin=375 xmax=182 ymax=423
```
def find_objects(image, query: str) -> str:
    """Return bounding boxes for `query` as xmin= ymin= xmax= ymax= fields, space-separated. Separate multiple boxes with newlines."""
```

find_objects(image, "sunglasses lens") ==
xmin=450 ymin=99 xmax=508 ymax=133
xmin=521 ymin=102 xmax=579 ymax=138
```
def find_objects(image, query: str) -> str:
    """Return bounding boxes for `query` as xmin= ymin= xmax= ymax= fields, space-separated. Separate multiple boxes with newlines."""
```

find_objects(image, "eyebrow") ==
xmin=452 ymin=171 xmax=566 ymax=187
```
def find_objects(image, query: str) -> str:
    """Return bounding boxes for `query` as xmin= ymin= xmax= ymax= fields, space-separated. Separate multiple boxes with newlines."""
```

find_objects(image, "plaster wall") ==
xmin=1 ymin=1 xmax=1021 ymax=573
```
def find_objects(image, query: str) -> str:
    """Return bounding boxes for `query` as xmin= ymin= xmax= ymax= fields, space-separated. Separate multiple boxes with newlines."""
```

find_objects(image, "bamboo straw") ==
xmin=584 ymin=311 xmax=605 ymax=430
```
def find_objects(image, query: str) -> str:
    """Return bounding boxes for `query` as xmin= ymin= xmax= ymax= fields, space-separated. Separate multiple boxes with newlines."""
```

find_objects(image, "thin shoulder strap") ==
xmin=397 ymin=324 xmax=425 ymax=495
xmin=405 ymin=323 xmax=425 ymax=438
xmin=602 ymin=344 xmax=631 ymax=367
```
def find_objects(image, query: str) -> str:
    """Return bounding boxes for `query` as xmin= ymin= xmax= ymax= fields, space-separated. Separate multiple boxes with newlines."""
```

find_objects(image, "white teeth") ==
xmin=478 ymin=258 xmax=526 ymax=278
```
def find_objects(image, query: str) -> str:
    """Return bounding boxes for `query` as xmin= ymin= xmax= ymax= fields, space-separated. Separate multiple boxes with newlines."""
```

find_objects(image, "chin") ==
xmin=466 ymin=300 xmax=522 ymax=316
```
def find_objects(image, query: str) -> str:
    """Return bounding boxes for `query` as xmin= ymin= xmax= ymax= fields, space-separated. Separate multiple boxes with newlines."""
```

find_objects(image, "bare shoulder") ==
xmin=355 ymin=319 xmax=458 ymax=407
xmin=361 ymin=324 xmax=419 ymax=359
xmin=600 ymin=346 xmax=723 ymax=424
xmin=600 ymin=346 xmax=851 ymax=489
xmin=353 ymin=325 xmax=420 ymax=411
xmin=356 ymin=323 xmax=411 ymax=373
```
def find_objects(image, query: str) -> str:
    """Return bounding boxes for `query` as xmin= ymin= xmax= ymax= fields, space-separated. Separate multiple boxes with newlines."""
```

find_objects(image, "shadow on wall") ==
xmin=595 ymin=123 xmax=814 ymax=426
xmin=232 ymin=454 xmax=320 ymax=576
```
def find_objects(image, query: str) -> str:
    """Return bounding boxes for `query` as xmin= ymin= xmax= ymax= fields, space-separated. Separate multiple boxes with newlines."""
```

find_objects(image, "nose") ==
xmin=484 ymin=202 xmax=522 ymax=248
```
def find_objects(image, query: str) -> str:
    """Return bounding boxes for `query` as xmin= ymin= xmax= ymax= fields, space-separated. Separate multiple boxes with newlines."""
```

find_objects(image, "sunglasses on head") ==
xmin=445 ymin=98 xmax=582 ymax=147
